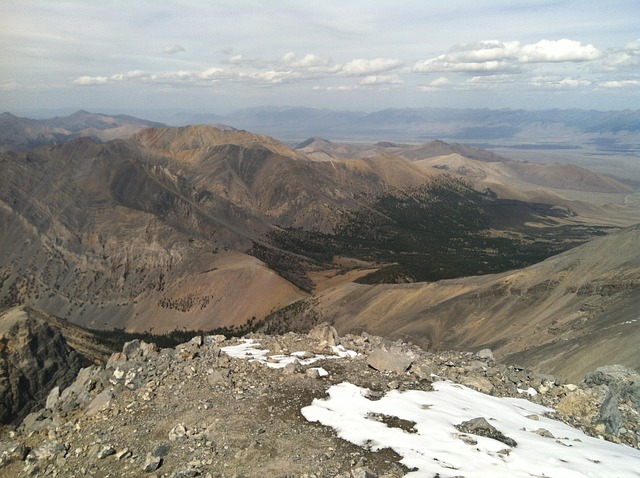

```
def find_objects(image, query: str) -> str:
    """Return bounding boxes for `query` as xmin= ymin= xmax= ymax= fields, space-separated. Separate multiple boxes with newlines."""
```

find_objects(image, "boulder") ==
xmin=367 ymin=345 xmax=414 ymax=374
xmin=308 ymin=322 xmax=340 ymax=347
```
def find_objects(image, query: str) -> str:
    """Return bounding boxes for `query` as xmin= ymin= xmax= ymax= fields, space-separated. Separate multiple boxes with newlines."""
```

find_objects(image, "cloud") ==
xmin=72 ymin=76 xmax=110 ymax=86
xmin=529 ymin=76 xmax=592 ymax=89
xmin=414 ymin=39 xmax=603 ymax=74
xmin=199 ymin=68 xmax=223 ymax=79
xmin=281 ymin=52 xmax=330 ymax=68
xmin=418 ymin=77 xmax=452 ymax=91
xmin=110 ymin=70 xmax=147 ymax=81
xmin=340 ymin=58 xmax=403 ymax=76
xmin=600 ymin=80 xmax=640 ymax=88
xmin=599 ymin=39 xmax=640 ymax=71
xmin=359 ymin=74 xmax=403 ymax=86
xmin=163 ymin=44 xmax=185 ymax=55
xmin=518 ymin=39 xmax=602 ymax=62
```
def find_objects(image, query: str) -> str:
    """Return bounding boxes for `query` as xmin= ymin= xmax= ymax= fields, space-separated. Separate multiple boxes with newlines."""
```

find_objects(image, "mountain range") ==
xmin=0 ymin=110 xmax=639 ymax=384
xmin=0 ymin=110 xmax=164 ymax=152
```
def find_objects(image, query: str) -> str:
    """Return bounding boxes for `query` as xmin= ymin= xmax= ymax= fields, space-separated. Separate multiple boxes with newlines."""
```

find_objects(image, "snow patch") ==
xmin=222 ymin=338 xmax=357 ymax=369
xmin=302 ymin=381 xmax=640 ymax=477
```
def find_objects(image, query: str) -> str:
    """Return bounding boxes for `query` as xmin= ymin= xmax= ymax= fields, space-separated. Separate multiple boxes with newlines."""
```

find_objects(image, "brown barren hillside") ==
xmin=294 ymin=224 xmax=640 ymax=381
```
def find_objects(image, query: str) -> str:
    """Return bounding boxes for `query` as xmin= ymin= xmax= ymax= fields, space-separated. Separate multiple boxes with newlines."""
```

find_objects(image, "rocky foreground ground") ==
xmin=1 ymin=324 xmax=639 ymax=477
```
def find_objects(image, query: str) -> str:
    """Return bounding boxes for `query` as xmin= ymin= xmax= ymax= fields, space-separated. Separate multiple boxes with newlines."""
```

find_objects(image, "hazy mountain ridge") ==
xmin=0 ymin=110 xmax=165 ymax=152
xmin=170 ymin=106 xmax=640 ymax=146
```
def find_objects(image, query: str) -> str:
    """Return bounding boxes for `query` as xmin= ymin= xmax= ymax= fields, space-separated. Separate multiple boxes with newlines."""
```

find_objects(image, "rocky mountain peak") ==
xmin=1 ymin=326 xmax=638 ymax=476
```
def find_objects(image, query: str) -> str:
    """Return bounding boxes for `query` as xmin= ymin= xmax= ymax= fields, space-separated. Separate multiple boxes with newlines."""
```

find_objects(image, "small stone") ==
xmin=142 ymin=453 xmax=162 ymax=472
xmin=116 ymin=449 xmax=133 ymax=460
xmin=96 ymin=445 xmax=116 ymax=459
xmin=456 ymin=417 xmax=517 ymax=448
xmin=172 ymin=469 xmax=200 ymax=478
xmin=169 ymin=424 xmax=187 ymax=441
xmin=535 ymin=428 xmax=554 ymax=438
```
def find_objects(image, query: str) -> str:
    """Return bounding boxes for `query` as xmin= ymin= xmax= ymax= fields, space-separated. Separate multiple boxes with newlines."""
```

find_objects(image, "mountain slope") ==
xmin=0 ymin=125 xmax=624 ymax=334
xmin=273 ymin=224 xmax=640 ymax=381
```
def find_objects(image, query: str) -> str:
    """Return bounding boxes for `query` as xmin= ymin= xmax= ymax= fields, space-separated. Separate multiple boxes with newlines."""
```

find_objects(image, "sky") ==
xmin=1 ymin=0 xmax=638 ymax=117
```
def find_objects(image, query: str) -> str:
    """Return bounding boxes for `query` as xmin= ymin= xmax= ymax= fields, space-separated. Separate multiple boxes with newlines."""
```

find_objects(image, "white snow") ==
xmin=302 ymin=381 xmax=640 ymax=478
xmin=221 ymin=338 xmax=358 ymax=369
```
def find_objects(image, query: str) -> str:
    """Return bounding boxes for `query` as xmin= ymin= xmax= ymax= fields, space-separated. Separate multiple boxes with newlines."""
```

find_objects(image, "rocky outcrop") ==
xmin=1 ymin=330 xmax=638 ymax=477
xmin=0 ymin=307 xmax=85 ymax=424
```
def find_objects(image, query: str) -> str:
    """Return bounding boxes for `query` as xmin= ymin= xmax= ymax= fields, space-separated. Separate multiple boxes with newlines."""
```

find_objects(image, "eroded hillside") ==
xmin=1 ymin=125 xmax=611 ymax=333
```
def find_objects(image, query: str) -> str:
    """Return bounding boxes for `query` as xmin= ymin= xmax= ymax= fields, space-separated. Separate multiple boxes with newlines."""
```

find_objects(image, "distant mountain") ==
xmin=1 ymin=125 xmax=614 ymax=334
xmin=0 ymin=110 xmax=165 ymax=152
xmin=173 ymin=106 xmax=640 ymax=147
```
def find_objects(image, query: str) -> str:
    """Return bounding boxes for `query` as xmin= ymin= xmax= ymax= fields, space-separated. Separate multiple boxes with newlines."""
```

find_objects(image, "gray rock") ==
xmin=85 ymin=389 xmax=114 ymax=416
xmin=106 ymin=352 xmax=127 ymax=369
xmin=367 ymin=345 xmax=414 ymax=374
xmin=535 ymin=428 xmax=554 ymax=438
xmin=477 ymin=348 xmax=494 ymax=361
xmin=455 ymin=417 xmax=517 ymax=448
xmin=153 ymin=443 xmax=170 ymax=457
xmin=25 ymin=440 xmax=67 ymax=462
xmin=142 ymin=453 xmax=162 ymax=472
xmin=59 ymin=365 xmax=109 ymax=413
xmin=45 ymin=386 xmax=60 ymax=410
xmin=308 ymin=323 xmax=340 ymax=347
xmin=172 ymin=469 xmax=200 ymax=478
xmin=169 ymin=424 xmax=187 ymax=441
xmin=96 ymin=445 xmax=116 ymax=459
xmin=0 ymin=441 xmax=27 ymax=466
xmin=460 ymin=376 xmax=494 ymax=394
xmin=351 ymin=466 xmax=378 ymax=478
xmin=583 ymin=364 xmax=640 ymax=435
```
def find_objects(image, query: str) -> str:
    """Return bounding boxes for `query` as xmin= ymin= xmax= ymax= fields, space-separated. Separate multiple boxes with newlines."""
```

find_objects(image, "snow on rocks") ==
xmin=302 ymin=380 xmax=640 ymax=477
xmin=221 ymin=337 xmax=358 ymax=369
xmin=2 ymin=329 xmax=639 ymax=477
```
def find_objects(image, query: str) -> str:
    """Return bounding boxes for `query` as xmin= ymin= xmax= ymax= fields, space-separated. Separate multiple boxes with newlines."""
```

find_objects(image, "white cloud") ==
xmin=600 ymin=80 xmax=640 ymax=88
xmin=359 ymin=74 xmax=403 ymax=85
xmin=414 ymin=39 xmax=603 ymax=74
xmin=529 ymin=76 xmax=592 ymax=89
xmin=518 ymin=39 xmax=602 ymax=63
xmin=340 ymin=58 xmax=403 ymax=76
xmin=418 ymin=77 xmax=452 ymax=92
xmin=199 ymin=68 xmax=223 ymax=79
xmin=281 ymin=52 xmax=330 ymax=68
xmin=72 ymin=76 xmax=110 ymax=86
xmin=599 ymin=39 xmax=640 ymax=71
xmin=110 ymin=70 xmax=147 ymax=81
xmin=163 ymin=44 xmax=185 ymax=55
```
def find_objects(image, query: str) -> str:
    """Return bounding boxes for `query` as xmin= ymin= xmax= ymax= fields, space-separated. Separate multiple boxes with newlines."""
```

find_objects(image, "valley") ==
xmin=0 ymin=110 xmax=638 ymax=381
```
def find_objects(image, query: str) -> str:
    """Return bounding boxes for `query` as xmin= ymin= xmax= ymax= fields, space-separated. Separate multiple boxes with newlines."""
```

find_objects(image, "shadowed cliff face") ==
xmin=0 ymin=307 xmax=86 ymax=424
